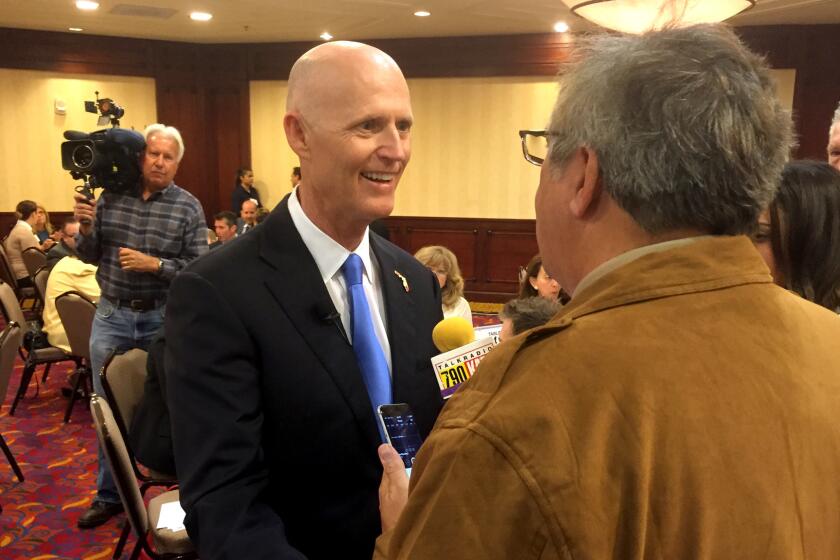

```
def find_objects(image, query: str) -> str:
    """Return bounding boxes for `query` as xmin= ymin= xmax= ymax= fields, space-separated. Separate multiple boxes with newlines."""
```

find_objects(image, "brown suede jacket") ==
xmin=376 ymin=235 xmax=840 ymax=560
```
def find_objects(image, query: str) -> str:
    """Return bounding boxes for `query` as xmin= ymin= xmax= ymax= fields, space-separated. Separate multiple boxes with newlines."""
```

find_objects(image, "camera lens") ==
xmin=72 ymin=145 xmax=94 ymax=169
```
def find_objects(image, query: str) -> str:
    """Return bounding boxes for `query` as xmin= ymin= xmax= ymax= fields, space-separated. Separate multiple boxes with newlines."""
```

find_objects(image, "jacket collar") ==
xmin=561 ymin=235 xmax=773 ymax=323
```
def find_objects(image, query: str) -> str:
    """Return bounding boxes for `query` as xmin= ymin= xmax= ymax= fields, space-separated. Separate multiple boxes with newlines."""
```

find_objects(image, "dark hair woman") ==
xmin=518 ymin=254 xmax=570 ymax=304
xmin=753 ymin=160 xmax=840 ymax=311
xmin=231 ymin=166 xmax=262 ymax=213
xmin=6 ymin=200 xmax=54 ymax=286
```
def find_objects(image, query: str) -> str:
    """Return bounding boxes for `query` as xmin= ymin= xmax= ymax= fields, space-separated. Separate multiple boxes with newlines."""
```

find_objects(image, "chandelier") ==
xmin=562 ymin=0 xmax=756 ymax=34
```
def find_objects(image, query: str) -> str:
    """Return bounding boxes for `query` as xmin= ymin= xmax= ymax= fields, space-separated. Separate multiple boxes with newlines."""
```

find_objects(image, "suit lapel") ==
xmin=257 ymin=198 xmax=382 ymax=448
xmin=371 ymin=235 xmax=418 ymax=402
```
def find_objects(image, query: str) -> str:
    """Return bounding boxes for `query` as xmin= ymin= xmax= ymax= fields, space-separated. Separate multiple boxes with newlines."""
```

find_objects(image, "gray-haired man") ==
xmin=73 ymin=123 xmax=207 ymax=528
xmin=829 ymin=100 xmax=840 ymax=171
xmin=376 ymin=24 xmax=840 ymax=559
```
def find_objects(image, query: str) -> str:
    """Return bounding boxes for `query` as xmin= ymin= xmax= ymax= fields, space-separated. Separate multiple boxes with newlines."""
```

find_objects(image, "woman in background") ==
xmin=753 ymin=160 xmax=840 ymax=312
xmin=34 ymin=205 xmax=54 ymax=243
xmin=519 ymin=254 xmax=570 ymax=304
xmin=5 ymin=200 xmax=54 ymax=287
xmin=414 ymin=245 xmax=472 ymax=323
xmin=231 ymin=167 xmax=262 ymax=213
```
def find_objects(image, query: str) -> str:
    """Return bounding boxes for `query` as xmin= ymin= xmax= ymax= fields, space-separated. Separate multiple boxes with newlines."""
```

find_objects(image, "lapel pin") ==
xmin=394 ymin=270 xmax=410 ymax=293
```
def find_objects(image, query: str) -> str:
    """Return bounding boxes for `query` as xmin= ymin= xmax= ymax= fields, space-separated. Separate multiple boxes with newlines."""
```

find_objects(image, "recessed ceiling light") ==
xmin=190 ymin=11 xmax=213 ymax=22
xmin=75 ymin=0 xmax=99 ymax=10
xmin=414 ymin=10 xmax=431 ymax=17
xmin=554 ymin=21 xmax=570 ymax=32
xmin=68 ymin=27 xmax=84 ymax=32
xmin=320 ymin=32 xmax=333 ymax=41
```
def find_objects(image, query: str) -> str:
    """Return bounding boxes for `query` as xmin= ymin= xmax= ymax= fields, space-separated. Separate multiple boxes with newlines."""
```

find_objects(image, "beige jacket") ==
xmin=376 ymin=236 xmax=840 ymax=560
xmin=42 ymin=256 xmax=100 ymax=353
xmin=4 ymin=220 xmax=38 ymax=280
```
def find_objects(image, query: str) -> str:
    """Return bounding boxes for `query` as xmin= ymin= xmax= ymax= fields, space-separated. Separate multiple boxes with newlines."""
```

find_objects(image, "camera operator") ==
xmin=73 ymin=123 xmax=207 ymax=529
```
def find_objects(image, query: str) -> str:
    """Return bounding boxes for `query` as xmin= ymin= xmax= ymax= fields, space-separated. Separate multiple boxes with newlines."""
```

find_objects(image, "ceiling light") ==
xmin=320 ymin=32 xmax=333 ymax=41
xmin=553 ymin=21 xmax=570 ymax=32
xmin=561 ymin=0 xmax=755 ymax=34
xmin=68 ymin=27 xmax=84 ymax=32
xmin=75 ymin=0 xmax=99 ymax=10
xmin=190 ymin=11 xmax=213 ymax=22
xmin=414 ymin=10 xmax=431 ymax=17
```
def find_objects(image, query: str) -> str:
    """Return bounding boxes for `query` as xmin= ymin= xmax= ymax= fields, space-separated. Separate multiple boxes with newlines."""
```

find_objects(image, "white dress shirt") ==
xmin=288 ymin=187 xmax=392 ymax=374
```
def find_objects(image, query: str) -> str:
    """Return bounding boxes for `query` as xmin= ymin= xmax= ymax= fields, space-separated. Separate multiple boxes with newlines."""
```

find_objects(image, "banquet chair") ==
xmin=55 ymin=290 xmax=96 ymax=423
xmin=90 ymin=395 xmax=195 ymax=560
xmin=0 ymin=322 xmax=25 ymax=482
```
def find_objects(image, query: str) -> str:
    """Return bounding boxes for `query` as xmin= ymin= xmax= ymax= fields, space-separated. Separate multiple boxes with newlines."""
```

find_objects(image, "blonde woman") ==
xmin=414 ymin=245 xmax=472 ymax=323
xmin=34 ymin=205 xmax=54 ymax=244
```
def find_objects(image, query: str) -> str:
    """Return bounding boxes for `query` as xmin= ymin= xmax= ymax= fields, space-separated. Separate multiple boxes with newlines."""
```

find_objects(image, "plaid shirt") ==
xmin=76 ymin=182 xmax=208 ymax=302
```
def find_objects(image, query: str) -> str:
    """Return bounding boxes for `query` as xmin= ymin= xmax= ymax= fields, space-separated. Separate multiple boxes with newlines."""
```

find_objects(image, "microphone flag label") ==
xmin=431 ymin=337 xmax=498 ymax=399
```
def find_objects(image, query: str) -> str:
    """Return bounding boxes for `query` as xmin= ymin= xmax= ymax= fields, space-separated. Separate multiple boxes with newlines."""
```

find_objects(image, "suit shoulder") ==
xmin=372 ymin=235 xmax=425 ymax=273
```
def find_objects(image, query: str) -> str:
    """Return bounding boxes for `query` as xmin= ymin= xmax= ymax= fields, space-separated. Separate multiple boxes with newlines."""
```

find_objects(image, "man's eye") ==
xmin=397 ymin=120 xmax=412 ymax=132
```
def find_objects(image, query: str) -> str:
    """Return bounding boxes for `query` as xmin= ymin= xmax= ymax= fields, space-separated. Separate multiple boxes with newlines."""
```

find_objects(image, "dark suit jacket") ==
xmin=166 ymin=197 xmax=445 ymax=560
xmin=129 ymin=331 xmax=176 ymax=476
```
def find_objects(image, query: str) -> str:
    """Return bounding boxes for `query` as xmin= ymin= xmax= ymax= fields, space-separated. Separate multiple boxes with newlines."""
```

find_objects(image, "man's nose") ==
xmin=378 ymin=126 xmax=409 ymax=161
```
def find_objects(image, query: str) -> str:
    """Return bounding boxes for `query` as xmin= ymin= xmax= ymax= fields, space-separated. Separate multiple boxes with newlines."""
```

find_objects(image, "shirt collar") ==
xmin=17 ymin=220 xmax=32 ymax=232
xmin=142 ymin=182 xmax=173 ymax=201
xmin=288 ymin=186 xmax=374 ymax=283
xmin=574 ymin=236 xmax=711 ymax=296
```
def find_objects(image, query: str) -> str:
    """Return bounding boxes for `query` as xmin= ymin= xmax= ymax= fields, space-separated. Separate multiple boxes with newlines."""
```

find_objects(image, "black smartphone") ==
xmin=377 ymin=403 xmax=423 ymax=477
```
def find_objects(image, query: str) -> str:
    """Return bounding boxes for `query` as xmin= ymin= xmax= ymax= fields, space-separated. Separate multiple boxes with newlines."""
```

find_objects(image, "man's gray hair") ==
xmin=143 ymin=123 xmax=185 ymax=162
xmin=500 ymin=297 xmax=561 ymax=336
xmin=547 ymin=25 xmax=794 ymax=235
xmin=831 ymin=100 xmax=840 ymax=136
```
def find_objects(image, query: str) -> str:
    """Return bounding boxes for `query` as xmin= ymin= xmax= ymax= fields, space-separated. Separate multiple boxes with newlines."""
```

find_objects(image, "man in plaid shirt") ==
xmin=73 ymin=123 xmax=207 ymax=529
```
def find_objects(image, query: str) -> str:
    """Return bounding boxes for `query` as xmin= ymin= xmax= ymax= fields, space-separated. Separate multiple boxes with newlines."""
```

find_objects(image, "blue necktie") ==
xmin=341 ymin=253 xmax=392 ymax=441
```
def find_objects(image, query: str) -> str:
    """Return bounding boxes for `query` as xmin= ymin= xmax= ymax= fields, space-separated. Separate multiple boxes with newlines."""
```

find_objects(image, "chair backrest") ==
xmin=0 ymin=245 xmax=18 ymax=292
xmin=90 ymin=395 xmax=149 ymax=537
xmin=21 ymin=247 xmax=46 ymax=279
xmin=33 ymin=266 xmax=50 ymax=307
xmin=0 ymin=281 xmax=26 ymax=328
xmin=55 ymin=290 xmax=96 ymax=361
xmin=0 ymin=322 xmax=23 ymax=402
xmin=102 ymin=349 xmax=149 ymax=437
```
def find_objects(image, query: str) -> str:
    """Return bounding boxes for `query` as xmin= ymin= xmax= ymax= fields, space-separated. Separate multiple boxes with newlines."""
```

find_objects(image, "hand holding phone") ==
xmin=377 ymin=403 xmax=423 ymax=477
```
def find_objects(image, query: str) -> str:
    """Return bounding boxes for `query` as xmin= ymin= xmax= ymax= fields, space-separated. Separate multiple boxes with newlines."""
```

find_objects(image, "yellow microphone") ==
xmin=432 ymin=317 xmax=475 ymax=353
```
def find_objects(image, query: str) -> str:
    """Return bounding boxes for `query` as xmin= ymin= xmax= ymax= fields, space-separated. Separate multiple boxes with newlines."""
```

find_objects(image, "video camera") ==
xmin=60 ymin=91 xmax=145 ymax=198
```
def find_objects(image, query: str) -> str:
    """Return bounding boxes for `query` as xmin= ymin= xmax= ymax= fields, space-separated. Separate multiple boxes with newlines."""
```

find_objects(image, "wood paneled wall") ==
xmin=385 ymin=216 xmax=537 ymax=302
xmin=3 ymin=24 xmax=840 ymax=223
xmin=2 ymin=24 xmax=839 ymax=299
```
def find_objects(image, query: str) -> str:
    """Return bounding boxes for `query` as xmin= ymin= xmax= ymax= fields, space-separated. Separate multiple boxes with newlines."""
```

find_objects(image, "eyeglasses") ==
xmin=518 ymin=129 xmax=555 ymax=167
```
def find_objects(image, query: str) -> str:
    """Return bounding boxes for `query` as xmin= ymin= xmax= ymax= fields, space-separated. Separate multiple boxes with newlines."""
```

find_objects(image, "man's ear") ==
xmin=569 ymin=146 xmax=602 ymax=219
xmin=283 ymin=112 xmax=309 ymax=158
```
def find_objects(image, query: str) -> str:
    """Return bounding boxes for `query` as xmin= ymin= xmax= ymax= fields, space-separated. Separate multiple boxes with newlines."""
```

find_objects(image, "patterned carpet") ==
xmin=0 ymin=311 xmax=500 ymax=559
xmin=0 ymin=360 xmax=128 ymax=559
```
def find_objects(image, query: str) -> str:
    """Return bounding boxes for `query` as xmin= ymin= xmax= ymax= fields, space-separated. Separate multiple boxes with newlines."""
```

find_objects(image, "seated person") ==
xmin=414 ymin=245 xmax=472 ymax=323
xmin=46 ymin=218 xmax=81 ymax=269
xmin=5 ymin=200 xmax=55 ymax=287
xmin=211 ymin=211 xmax=238 ymax=249
xmin=42 ymin=254 xmax=100 ymax=353
xmin=129 ymin=330 xmax=176 ymax=477
xmin=255 ymin=206 xmax=270 ymax=225
xmin=34 ymin=205 xmax=54 ymax=244
xmin=237 ymin=199 xmax=258 ymax=234
xmin=519 ymin=254 xmax=570 ymax=303
xmin=498 ymin=296 xmax=561 ymax=341
xmin=753 ymin=160 xmax=840 ymax=312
